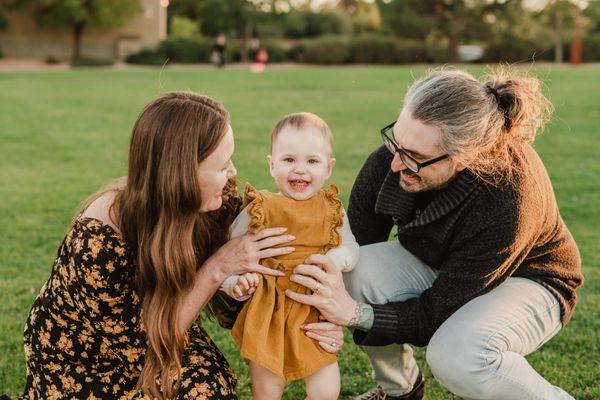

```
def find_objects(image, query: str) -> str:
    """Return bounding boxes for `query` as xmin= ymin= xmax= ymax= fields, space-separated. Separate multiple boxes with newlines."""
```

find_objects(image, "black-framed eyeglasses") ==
xmin=380 ymin=121 xmax=449 ymax=174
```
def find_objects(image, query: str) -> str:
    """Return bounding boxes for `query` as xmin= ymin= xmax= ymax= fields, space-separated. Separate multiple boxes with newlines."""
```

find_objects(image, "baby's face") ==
xmin=267 ymin=125 xmax=335 ymax=201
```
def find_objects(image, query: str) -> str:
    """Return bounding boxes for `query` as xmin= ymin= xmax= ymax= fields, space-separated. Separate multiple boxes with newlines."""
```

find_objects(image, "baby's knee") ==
xmin=305 ymin=382 xmax=339 ymax=400
xmin=252 ymin=380 xmax=285 ymax=400
xmin=250 ymin=364 xmax=286 ymax=400
xmin=304 ymin=363 xmax=340 ymax=400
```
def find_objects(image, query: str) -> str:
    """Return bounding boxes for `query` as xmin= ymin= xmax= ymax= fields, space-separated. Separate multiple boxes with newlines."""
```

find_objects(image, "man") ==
xmin=286 ymin=70 xmax=582 ymax=399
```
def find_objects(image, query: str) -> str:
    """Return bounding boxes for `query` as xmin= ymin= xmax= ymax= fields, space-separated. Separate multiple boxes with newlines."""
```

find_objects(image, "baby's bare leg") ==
xmin=249 ymin=361 xmax=286 ymax=400
xmin=304 ymin=362 xmax=340 ymax=400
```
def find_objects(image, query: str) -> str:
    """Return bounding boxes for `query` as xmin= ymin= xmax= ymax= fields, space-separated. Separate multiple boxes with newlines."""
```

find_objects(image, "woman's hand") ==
xmin=285 ymin=254 xmax=358 ymax=326
xmin=207 ymin=227 xmax=295 ymax=281
xmin=301 ymin=318 xmax=345 ymax=354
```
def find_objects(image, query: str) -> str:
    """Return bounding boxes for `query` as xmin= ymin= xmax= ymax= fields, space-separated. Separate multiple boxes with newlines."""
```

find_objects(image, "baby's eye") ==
xmin=283 ymin=157 xmax=294 ymax=163
xmin=308 ymin=159 xmax=320 ymax=164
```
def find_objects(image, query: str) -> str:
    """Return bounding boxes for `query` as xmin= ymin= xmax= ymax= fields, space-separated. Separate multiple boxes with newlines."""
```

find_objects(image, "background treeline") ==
xmin=125 ymin=0 xmax=600 ymax=65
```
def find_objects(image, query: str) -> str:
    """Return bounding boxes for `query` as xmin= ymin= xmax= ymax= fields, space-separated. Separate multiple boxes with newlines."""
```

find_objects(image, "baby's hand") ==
xmin=233 ymin=272 xmax=260 ymax=299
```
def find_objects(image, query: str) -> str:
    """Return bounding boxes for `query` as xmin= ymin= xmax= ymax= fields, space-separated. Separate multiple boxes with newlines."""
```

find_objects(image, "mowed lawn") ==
xmin=1 ymin=65 xmax=598 ymax=399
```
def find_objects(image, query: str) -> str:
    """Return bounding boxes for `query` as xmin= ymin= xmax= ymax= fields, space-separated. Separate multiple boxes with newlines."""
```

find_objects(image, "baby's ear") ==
xmin=267 ymin=155 xmax=275 ymax=177
xmin=326 ymin=158 xmax=336 ymax=179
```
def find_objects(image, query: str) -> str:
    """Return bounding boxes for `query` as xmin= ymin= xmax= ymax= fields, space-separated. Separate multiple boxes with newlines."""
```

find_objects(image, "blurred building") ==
xmin=0 ymin=0 xmax=166 ymax=60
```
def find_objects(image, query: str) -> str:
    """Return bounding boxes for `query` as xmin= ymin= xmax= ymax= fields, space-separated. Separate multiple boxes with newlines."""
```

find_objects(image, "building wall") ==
xmin=0 ymin=0 xmax=167 ymax=60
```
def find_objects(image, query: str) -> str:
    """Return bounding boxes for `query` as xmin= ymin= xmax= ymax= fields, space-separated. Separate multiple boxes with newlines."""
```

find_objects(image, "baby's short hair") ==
xmin=270 ymin=112 xmax=333 ymax=154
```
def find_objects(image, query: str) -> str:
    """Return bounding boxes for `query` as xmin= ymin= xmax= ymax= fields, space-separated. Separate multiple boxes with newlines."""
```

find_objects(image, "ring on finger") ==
xmin=313 ymin=282 xmax=321 ymax=293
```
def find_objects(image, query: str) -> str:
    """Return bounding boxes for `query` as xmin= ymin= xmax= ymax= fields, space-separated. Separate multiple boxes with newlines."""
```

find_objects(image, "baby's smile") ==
xmin=289 ymin=179 xmax=311 ymax=191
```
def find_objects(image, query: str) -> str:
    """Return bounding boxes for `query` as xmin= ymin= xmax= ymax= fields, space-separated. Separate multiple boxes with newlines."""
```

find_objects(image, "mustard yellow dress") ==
xmin=231 ymin=184 xmax=343 ymax=381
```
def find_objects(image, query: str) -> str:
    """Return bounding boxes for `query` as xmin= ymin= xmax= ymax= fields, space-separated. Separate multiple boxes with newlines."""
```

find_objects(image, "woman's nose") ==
xmin=228 ymin=163 xmax=237 ymax=178
xmin=390 ymin=152 xmax=406 ymax=173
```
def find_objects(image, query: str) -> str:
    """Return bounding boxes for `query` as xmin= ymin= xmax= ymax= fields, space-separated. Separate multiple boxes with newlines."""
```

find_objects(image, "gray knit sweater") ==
xmin=347 ymin=145 xmax=583 ymax=347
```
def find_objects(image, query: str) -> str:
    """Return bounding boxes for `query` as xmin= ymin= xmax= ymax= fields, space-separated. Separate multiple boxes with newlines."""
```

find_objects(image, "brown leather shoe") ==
xmin=353 ymin=372 xmax=425 ymax=400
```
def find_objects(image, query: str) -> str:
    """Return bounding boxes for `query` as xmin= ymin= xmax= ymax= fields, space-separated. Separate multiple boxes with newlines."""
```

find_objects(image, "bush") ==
xmin=483 ymin=35 xmax=549 ymax=63
xmin=289 ymin=35 xmax=428 ymax=65
xmin=283 ymin=10 xmax=351 ymax=38
xmin=226 ymin=41 xmax=242 ymax=63
xmin=304 ymin=11 xmax=351 ymax=37
xmin=348 ymin=34 xmax=397 ymax=63
xmin=159 ymin=37 xmax=212 ymax=63
xmin=347 ymin=35 xmax=427 ymax=64
xmin=395 ymin=39 xmax=429 ymax=63
xmin=290 ymin=36 xmax=350 ymax=64
xmin=424 ymin=39 xmax=452 ymax=63
xmin=125 ymin=49 xmax=166 ymax=66
xmin=71 ymin=57 xmax=114 ymax=67
xmin=45 ymin=56 xmax=60 ymax=64
xmin=582 ymin=33 xmax=600 ymax=62
xmin=262 ymin=41 xmax=288 ymax=63
xmin=170 ymin=16 xmax=199 ymax=38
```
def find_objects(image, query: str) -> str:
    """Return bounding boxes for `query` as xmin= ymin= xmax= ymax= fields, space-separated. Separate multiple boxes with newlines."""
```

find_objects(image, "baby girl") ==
xmin=220 ymin=112 xmax=359 ymax=399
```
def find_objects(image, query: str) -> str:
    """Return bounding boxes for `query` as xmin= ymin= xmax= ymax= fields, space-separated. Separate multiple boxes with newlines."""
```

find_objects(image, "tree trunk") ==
xmin=554 ymin=8 xmax=563 ymax=63
xmin=448 ymin=35 xmax=460 ymax=63
xmin=72 ymin=21 xmax=85 ymax=63
xmin=241 ymin=22 xmax=252 ymax=63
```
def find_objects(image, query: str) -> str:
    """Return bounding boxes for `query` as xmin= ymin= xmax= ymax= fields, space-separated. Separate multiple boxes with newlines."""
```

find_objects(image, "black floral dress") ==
xmin=21 ymin=216 xmax=237 ymax=399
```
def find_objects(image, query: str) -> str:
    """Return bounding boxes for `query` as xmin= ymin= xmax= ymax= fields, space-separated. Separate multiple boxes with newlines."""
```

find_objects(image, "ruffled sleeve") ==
xmin=242 ymin=183 xmax=267 ymax=234
xmin=323 ymin=184 xmax=344 ymax=252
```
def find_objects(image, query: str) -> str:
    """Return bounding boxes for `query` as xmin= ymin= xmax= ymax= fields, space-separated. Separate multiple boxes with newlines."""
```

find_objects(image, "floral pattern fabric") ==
xmin=21 ymin=216 xmax=237 ymax=399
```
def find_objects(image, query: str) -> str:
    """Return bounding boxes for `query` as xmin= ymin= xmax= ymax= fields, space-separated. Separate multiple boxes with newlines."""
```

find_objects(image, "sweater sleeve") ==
xmin=348 ymin=145 xmax=395 ymax=245
xmin=354 ymin=190 xmax=535 ymax=347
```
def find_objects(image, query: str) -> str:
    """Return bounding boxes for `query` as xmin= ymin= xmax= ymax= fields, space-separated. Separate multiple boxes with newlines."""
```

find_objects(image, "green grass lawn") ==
xmin=1 ymin=65 xmax=599 ymax=399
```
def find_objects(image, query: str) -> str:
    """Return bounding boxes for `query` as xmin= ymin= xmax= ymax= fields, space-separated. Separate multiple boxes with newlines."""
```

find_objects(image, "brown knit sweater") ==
xmin=348 ymin=144 xmax=583 ymax=347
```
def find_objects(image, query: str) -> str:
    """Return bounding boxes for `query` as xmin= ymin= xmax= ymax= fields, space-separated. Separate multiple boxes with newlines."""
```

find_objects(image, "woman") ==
xmin=291 ymin=69 xmax=583 ymax=399
xmin=20 ymin=92 xmax=343 ymax=399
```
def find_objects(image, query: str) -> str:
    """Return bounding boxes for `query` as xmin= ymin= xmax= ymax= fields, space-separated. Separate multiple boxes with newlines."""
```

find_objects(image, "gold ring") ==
xmin=313 ymin=282 xmax=321 ymax=293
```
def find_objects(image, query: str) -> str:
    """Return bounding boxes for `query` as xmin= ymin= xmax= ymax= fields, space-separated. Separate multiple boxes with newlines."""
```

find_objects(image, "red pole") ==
xmin=570 ymin=3 xmax=582 ymax=65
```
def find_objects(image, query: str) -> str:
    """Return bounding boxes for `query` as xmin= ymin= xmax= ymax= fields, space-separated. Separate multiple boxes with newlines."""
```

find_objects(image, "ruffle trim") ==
xmin=242 ymin=182 xmax=343 ymax=247
xmin=243 ymin=183 xmax=266 ymax=234
xmin=322 ymin=184 xmax=343 ymax=252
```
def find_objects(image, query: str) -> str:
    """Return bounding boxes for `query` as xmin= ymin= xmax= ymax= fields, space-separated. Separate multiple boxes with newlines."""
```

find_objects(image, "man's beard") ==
xmin=399 ymin=170 xmax=454 ymax=192
xmin=399 ymin=170 xmax=424 ymax=192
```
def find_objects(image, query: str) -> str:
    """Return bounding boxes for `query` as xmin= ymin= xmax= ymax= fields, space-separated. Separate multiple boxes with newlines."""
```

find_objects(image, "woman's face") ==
xmin=390 ymin=108 xmax=464 ymax=192
xmin=197 ymin=125 xmax=237 ymax=212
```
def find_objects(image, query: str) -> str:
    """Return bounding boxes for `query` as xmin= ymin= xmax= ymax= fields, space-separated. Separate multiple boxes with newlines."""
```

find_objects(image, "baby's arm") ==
xmin=220 ymin=208 xmax=255 ymax=301
xmin=326 ymin=208 xmax=359 ymax=272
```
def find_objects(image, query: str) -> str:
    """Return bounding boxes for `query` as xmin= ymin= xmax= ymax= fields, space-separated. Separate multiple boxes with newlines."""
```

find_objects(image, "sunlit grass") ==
xmin=1 ymin=65 xmax=598 ymax=399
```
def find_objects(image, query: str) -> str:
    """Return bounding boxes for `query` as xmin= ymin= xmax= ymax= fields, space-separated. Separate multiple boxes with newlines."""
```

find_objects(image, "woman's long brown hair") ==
xmin=96 ymin=92 xmax=238 ymax=398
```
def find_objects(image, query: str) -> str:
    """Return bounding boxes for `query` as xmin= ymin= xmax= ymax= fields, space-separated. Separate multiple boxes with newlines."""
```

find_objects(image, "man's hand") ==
xmin=285 ymin=254 xmax=358 ymax=326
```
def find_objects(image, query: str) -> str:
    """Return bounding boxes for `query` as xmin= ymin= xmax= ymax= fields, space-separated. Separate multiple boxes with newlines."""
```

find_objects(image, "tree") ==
xmin=17 ymin=0 xmax=140 ymax=62
xmin=584 ymin=0 xmax=600 ymax=33
xmin=544 ymin=0 xmax=578 ymax=62
xmin=377 ymin=0 xmax=487 ymax=62
xmin=0 ymin=0 xmax=18 ymax=30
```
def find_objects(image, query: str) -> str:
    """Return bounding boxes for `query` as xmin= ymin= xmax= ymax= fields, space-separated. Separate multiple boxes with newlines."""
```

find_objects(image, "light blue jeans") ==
xmin=344 ymin=241 xmax=573 ymax=400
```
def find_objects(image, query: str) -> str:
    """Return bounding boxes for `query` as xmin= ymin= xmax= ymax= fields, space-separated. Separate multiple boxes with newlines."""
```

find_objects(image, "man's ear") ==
xmin=453 ymin=159 xmax=467 ymax=173
xmin=325 ymin=158 xmax=336 ymax=180
xmin=267 ymin=155 xmax=275 ymax=177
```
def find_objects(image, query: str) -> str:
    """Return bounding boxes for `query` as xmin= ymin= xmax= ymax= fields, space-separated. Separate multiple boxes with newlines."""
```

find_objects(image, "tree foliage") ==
xmin=17 ymin=0 xmax=139 ymax=62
